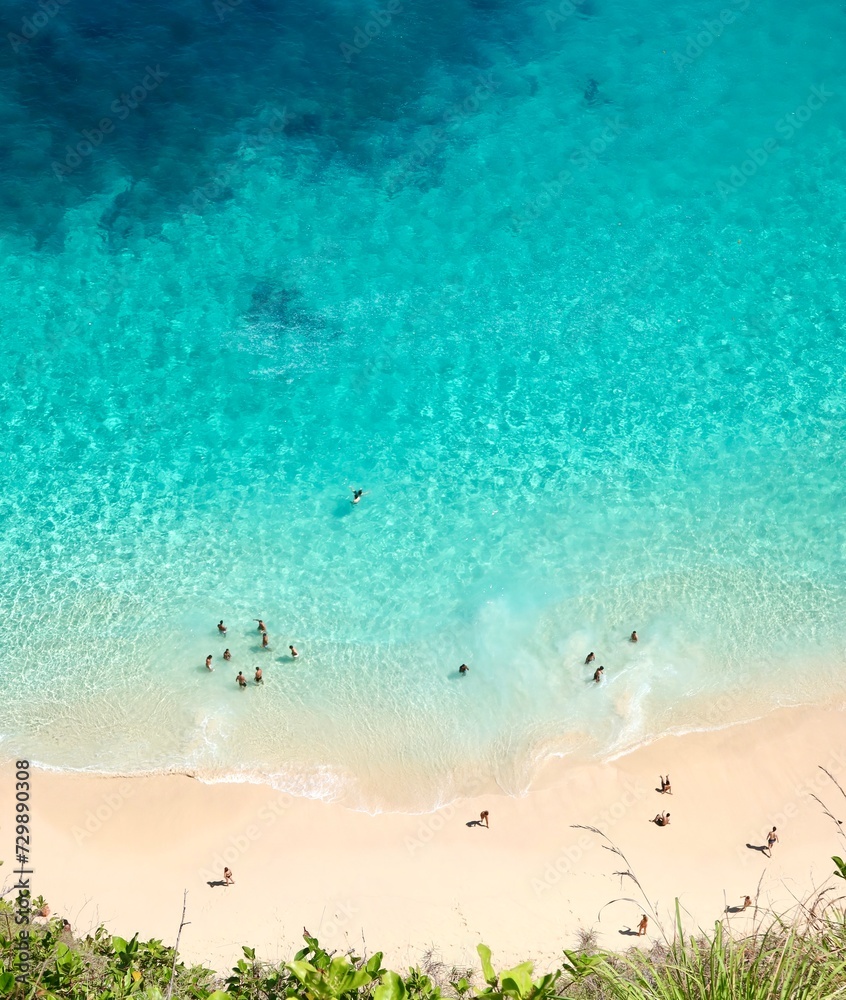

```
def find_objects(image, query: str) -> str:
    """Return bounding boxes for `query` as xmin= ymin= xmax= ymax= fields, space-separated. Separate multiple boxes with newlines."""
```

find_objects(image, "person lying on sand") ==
xmin=653 ymin=812 xmax=670 ymax=826
xmin=660 ymin=775 xmax=672 ymax=794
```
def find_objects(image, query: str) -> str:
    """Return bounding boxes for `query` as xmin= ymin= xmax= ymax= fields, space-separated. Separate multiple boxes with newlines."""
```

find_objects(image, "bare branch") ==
xmin=165 ymin=890 xmax=191 ymax=1000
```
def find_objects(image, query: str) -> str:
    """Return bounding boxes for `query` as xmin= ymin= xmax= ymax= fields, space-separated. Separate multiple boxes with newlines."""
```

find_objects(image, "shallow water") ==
xmin=1 ymin=0 xmax=845 ymax=809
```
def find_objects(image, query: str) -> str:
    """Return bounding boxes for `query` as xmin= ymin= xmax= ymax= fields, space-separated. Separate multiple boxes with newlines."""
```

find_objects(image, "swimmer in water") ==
xmin=594 ymin=665 xmax=604 ymax=682
xmin=350 ymin=487 xmax=367 ymax=505
xmin=205 ymin=654 xmax=213 ymax=671
xmin=585 ymin=652 xmax=595 ymax=664
xmin=254 ymin=619 xmax=266 ymax=633
xmin=223 ymin=648 xmax=231 ymax=661
xmin=236 ymin=671 xmax=247 ymax=689
xmin=262 ymin=632 xmax=269 ymax=648
xmin=289 ymin=645 xmax=299 ymax=658
xmin=630 ymin=630 xmax=638 ymax=642
xmin=459 ymin=663 xmax=469 ymax=675
xmin=217 ymin=620 xmax=227 ymax=634
xmin=255 ymin=666 xmax=263 ymax=684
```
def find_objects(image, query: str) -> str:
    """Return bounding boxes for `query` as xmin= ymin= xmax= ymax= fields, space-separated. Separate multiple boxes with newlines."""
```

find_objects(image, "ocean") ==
xmin=1 ymin=0 xmax=844 ymax=810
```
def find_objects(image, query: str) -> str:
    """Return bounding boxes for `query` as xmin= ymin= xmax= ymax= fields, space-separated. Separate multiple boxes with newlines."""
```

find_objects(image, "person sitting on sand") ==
xmin=585 ymin=652 xmax=595 ymax=664
xmin=480 ymin=810 xmax=489 ymax=827
xmin=223 ymin=648 xmax=232 ymax=661
xmin=653 ymin=812 xmax=670 ymax=826
xmin=459 ymin=663 xmax=469 ymax=674
xmin=262 ymin=632 xmax=269 ymax=648
xmin=742 ymin=895 xmax=752 ymax=909
xmin=660 ymin=775 xmax=672 ymax=794
xmin=255 ymin=619 xmax=266 ymax=633
xmin=630 ymin=630 xmax=638 ymax=642
xmin=290 ymin=645 xmax=299 ymax=658
xmin=224 ymin=867 xmax=234 ymax=885
xmin=255 ymin=666 xmax=263 ymax=684
xmin=205 ymin=654 xmax=213 ymax=671
xmin=637 ymin=914 xmax=648 ymax=936
xmin=218 ymin=620 xmax=227 ymax=634
xmin=766 ymin=826 xmax=778 ymax=856
xmin=236 ymin=671 xmax=247 ymax=689
xmin=594 ymin=665 xmax=604 ymax=682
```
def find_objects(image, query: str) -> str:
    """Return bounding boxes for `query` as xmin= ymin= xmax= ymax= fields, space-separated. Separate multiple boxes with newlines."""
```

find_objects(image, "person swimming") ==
xmin=236 ymin=671 xmax=247 ymax=689
xmin=350 ymin=487 xmax=366 ymax=505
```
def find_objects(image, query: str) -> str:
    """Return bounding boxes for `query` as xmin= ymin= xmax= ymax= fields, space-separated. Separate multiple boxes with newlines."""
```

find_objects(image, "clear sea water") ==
xmin=1 ymin=0 xmax=844 ymax=810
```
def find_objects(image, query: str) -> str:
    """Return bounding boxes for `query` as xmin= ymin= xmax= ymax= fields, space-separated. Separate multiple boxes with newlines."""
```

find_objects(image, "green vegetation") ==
xmin=3 ymin=901 xmax=846 ymax=1000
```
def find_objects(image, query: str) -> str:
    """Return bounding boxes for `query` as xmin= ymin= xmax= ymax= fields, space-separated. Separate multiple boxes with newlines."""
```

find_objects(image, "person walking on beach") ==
xmin=637 ymin=914 xmax=648 ymax=936
xmin=236 ymin=671 xmax=247 ymax=689
xmin=459 ymin=663 xmax=469 ymax=675
xmin=255 ymin=666 xmax=263 ymax=684
xmin=289 ymin=645 xmax=299 ymax=659
xmin=594 ymin=665 xmax=604 ymax=683
xmin=262 ymin=632 xmax=269 ymax=648
xmin=205 ymin=654 xmax=213 ymax=671
xmin=742 ymin=895 xmax=752 ymax=909
xmin=660 ymin=775 xmax=672 ymax=794
xmin=480 ymin=810 xmax=489 ymax=828
xmin=255 ymin=619 xmax=266 ymax=633
xmin=766 ymin=826 xmax=779 ymax=856
xmin=218 ymin=620 xmax=227 ymax=634
xmin=223 ymin=649 xmax=232 ymax=661
xmin=630 ymin=630 xmax=638 ymax=642
xmin=224 ymin=867 xmax=234 ymax=885
xmin=585 ymin=652 xmax=595 ymax=664
xmin=653 ymin=812 xmax=670 ymax=826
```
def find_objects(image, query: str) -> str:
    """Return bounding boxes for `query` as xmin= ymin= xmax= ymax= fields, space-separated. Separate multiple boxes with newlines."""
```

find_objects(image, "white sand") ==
xmin=5 ymin=705 xmax=846 ymax=972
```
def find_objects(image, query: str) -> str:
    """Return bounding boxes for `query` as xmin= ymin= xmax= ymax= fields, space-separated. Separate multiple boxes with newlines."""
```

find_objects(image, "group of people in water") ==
xmin=585 ymin=630 xmax=638 ymax=683
xmin=203 ymin=618 xmax=299 ymax=688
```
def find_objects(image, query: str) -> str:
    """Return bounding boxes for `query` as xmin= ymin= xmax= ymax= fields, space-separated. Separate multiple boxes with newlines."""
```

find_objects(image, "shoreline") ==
xmin=4 ymin=704 xmax=846 ymax=973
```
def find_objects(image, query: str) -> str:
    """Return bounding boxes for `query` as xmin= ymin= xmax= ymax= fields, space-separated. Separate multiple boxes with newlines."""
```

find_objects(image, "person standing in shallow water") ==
xmin=585 ymin=652 xmax=595 ymax=664
xmin=255 ymin=619 xmax=266 ymax=633
xmin=262 ymin=632 xmax=269 ymax=648
xmin=254 ymin=666 xmax=263 ymax=684
xmin=223 ymin=649 xmax=231 ymax=661
xmin=630 ymin=630 xmax=638 ymax=642
xmin=236 ymin=671 xmax=247 ymax=689
xmin=289 ymin=645 xmax=299 ymax=659
xmin=217 ymin=620 xmax=227 ymax=634
xmin=459 ymin=663 xmax=469 ymax=675
xmin=205 ymin=654 xmax=213 ymax=671
xmin=594 ymin=665 xmax=604 ymax=683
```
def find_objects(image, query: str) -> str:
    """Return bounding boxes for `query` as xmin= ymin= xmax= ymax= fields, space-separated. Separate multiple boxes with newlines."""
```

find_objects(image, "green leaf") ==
xmin=374 ymin=970 xmax=407 ymax=1000
xmin=477 ymin=944 xmax=497 ymax=986
xmin=113 ymin=936 xmax=128 ymax=954
xmin=500 ymin=962 xmax=533 ymax=998
xmin=833 ymin=856 xmax=846 ymax=880
xmin=0 ymin=973 xmax=15 ymax=997
xmin=207 ymin=992 xmax=231 ymax=1000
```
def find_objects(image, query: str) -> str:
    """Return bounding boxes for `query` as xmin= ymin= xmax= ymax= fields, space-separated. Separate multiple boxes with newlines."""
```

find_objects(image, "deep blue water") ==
xmin=0 ymin=0 xmax=844 ymax=809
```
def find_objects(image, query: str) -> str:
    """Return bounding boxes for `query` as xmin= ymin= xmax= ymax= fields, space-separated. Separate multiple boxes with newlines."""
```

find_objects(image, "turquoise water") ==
xmin=1 ymin=0 xmax=845 ymax=809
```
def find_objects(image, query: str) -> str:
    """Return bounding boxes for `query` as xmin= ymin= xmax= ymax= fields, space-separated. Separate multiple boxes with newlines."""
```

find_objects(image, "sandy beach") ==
xmin=5 ymin=705 xmax=846 ymax=973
